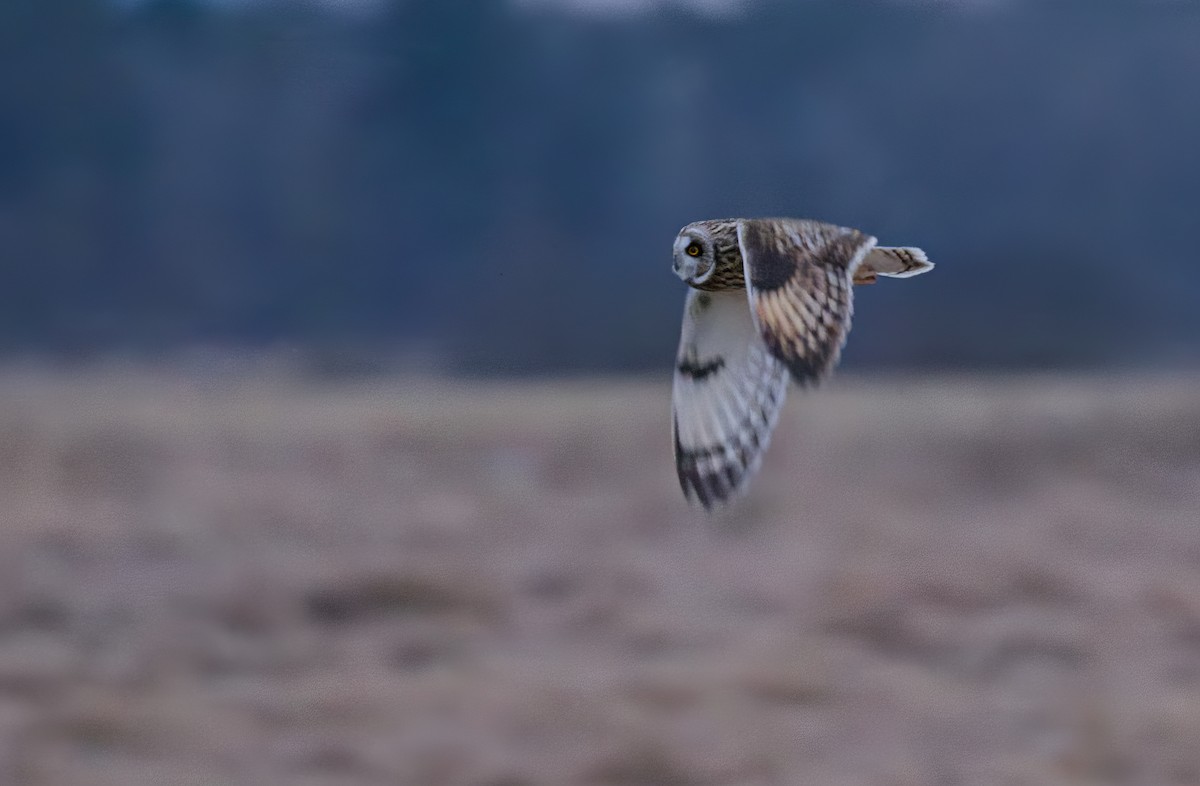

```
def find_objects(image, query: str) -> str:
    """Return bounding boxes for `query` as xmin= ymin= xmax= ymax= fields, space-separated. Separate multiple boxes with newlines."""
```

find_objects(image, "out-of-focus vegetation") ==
xmin=0 ymin=368 xmax=1198 ymax=784
xmin=3 ymin=0 xmax=1200 ymax=372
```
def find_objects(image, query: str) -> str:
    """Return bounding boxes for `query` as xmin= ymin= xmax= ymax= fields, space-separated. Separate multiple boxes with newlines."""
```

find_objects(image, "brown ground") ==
xmin=0 ymin=367 xmax=1198 ymax=785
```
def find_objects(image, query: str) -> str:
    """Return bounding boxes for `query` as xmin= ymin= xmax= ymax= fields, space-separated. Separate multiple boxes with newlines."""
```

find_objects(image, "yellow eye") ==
xmin=686 ymin=243 xmax=702 ymax=257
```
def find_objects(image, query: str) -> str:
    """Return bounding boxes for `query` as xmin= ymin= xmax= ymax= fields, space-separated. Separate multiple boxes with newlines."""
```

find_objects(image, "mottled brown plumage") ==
xmin=670 ymin=217 xmax=933 ymax=509
xmin=686 ymin=219 xmax=746 ymax=292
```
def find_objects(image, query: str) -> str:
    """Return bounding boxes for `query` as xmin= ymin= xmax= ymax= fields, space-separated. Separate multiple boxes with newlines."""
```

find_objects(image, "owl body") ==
xmin=670 ymin=217 xmax=933 ymax=509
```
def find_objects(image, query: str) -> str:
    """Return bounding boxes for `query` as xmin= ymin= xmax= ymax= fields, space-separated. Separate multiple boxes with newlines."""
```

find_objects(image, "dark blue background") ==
xmin=3 ymin=0 xmax=1197 ymax=373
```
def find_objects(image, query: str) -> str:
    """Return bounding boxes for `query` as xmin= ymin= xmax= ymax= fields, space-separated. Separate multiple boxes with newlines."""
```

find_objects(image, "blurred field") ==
xmin=0 ymin=367 xmax=1198 ymax=785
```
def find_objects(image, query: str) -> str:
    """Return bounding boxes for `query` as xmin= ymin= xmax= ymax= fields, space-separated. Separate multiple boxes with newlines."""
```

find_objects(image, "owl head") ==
xmin=672 ymin=222 xmax=719 ymax=285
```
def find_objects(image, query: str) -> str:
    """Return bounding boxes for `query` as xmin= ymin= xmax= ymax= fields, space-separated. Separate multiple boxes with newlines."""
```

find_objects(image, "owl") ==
xmin=671 ymin=218 xmax=933 ymax=509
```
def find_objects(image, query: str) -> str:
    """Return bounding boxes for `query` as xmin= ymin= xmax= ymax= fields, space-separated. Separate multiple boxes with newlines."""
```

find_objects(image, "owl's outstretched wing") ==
xmin=672 ymin=288 xmax=790 ymax=509
xmin=737 ymin=219 xmax=876 ymax=387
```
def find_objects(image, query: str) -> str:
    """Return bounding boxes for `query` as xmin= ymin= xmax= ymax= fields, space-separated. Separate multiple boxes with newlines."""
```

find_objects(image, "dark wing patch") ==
xmin=676 ymin=357 xmax=724 ymax=381
xmin=737 ymin=219 xmax=876 ymax=387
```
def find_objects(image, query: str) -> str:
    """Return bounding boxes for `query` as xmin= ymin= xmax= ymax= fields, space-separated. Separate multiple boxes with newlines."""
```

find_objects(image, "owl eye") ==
xmin=686 ymin=243 xmax=702 ymax=257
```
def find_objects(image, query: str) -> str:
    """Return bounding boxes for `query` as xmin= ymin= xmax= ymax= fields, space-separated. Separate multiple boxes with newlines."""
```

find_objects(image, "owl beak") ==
xmin=673 ymin=254 xmax=695 ymax=282
xmin=673 ymin=261 xmax=689 ymax=282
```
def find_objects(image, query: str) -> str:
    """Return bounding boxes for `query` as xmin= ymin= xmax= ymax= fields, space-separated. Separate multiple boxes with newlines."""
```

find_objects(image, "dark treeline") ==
xmin=2 ymin=0 xmax=1199 ymax=373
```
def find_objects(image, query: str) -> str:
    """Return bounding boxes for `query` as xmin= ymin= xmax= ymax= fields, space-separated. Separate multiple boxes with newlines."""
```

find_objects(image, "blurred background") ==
xmin=5 ymin=0 xmax=1200 ymax=372
xmin=2 ymin=0 xmax=1200 ymax=784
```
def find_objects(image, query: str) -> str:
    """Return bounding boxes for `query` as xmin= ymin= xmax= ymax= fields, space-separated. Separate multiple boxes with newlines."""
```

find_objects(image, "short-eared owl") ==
xmin=671 ymin=218 xmax=933 ymax=509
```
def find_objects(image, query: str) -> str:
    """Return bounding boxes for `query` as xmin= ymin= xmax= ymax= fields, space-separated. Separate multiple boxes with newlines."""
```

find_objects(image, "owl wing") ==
xmin=672 ymin=288 xmax=790 ymax=509
xmin=737 ymin=219 xmax=877 ymax=387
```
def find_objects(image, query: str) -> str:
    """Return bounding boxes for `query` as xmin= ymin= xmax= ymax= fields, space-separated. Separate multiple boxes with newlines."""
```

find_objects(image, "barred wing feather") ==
xmin=671 ymin=288 xmax=789 ymax=509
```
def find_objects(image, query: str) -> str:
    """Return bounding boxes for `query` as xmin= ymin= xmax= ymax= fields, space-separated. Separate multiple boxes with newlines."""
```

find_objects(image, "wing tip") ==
xmin=673 ymin=415 xmax=779 ymax=512
xmin=677 ymin=467 xmax=742 ymax=512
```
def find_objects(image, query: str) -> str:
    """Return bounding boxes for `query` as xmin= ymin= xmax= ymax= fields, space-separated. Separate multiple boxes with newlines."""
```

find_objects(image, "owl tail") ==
xmin=862 ymin=246 xmax=933 ymax=279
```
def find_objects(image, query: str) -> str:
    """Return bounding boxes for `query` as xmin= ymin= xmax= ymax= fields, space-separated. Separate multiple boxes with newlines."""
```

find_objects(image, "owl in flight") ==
xmin=671 ymin=218 xmax=933 ymax=509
